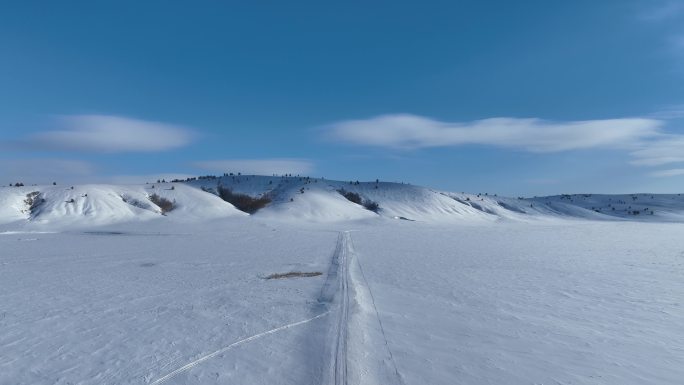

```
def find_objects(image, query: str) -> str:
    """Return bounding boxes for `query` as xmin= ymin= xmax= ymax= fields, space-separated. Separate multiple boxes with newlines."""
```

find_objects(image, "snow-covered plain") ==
xmin=1 ymin=176 xmax=683 ymax=384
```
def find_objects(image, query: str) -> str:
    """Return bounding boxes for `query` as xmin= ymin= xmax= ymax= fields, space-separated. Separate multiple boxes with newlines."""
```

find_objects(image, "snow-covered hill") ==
xmin=529 ymin=193 xmax=684 ymax=221
xmin=0 ymin=183 xmax=244 ymax=227
xmin=3 ymin=178 xmax=684 ymax=385
xmin=2 ymin=175 xmax=684 ymax=227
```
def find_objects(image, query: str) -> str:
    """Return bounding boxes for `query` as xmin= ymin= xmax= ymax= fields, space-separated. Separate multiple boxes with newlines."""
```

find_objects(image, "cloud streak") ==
xmin=630 ymin=136 xmax=684 ymax=166
xmin=193 ymin=159 xmax=314 ymax=175
xmin=0 ymin=159 xmax=96 ymax=185
xmin=650 ymin=168 xmax=684 ymax=177
xmin=325 ymin=114 xmax=662 ymax=152
xmin=651 ymin=168 xmax=684 ymax=178
xmin=28 ymin=115 xmax=193 ymax=153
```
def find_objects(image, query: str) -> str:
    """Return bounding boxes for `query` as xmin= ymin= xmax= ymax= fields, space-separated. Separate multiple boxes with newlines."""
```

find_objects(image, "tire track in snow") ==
xmin=149 ymin=232 xmax=347 ymax=385
xmin=348 ymin=233 xmax=406 ymax=385
xmin=148 ymin=310 xmax=330 ymax=385
xmin=316 ymin=232 xmax=350 ymax=385
xmin=331 ymin=232 xmax=350 ymax=385
xmin=149 ymin=231 xmax=394 ymax=385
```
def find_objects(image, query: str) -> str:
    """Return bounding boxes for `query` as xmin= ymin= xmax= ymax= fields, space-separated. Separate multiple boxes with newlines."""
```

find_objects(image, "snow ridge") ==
xmin=2 ymin=175 xmax=684 ymax=227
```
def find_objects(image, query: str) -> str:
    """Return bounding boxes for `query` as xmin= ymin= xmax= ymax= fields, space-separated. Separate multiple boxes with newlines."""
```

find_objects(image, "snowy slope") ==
xmin=326 ymin=183 xmax=494 ymax=222
xmin=187 ymin=175 xmax=684 ymax=223
xmin=254 ymin=189 xmax=378 ymax=222
xmin=443 ymin=191 xmax=616 ymax=222
xmin=0 ymin=183 xmax=244 ymax=229
xmin=189 ymin=175 xmax=496 ymax=223
xmin=0 ymin=187 xmax=31 ymax=224
xmin=3 ymin=177 xmax=684 ymax=385
xmin=2 ymin=175 xmax=684 ymax=226
xmin=530 ymin=193 xmax=684 ymax=221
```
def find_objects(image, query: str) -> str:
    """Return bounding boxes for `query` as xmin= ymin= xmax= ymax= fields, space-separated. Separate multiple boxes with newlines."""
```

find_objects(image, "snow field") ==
xmin=0 ymin=220 xmax=338 ymax=385
xmin=350 ymin=221 xmax=684 ymax=385
xmin=2 ymin=177 xmax=684 ymax=384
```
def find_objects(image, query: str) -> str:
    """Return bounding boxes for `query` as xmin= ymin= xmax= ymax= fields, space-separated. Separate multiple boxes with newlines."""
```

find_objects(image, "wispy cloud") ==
xmin=0 ymin=159 xmax=198 ymax=185
xmin=193 ymin=159 xmax=314 ymax=175
xmin=630 ymin=135 xmax=684 ymax=166
xmin=648 ymin=104 xmax=684 ymax=120
xmin=638 ymin=2 xmax=684 ymax=67
xmin=324 ymin=114 xmax=662 ymax=152
xmin=26 ymin=115 xmax=193 ymax=153
xmin=650 ymin=168 xmax=684 ymax=177
xmin=0 ymin=159 xmax=96 ymax=185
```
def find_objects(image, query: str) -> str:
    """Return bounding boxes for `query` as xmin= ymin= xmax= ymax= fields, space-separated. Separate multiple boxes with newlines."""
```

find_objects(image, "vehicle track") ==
xmin=148 ymin=311 xmax=330 ymax=385
xmin=331 ymin=232 xmax=351 ymax=385
xmin=349 ymin=234 xmax=406 ymax=385
xmin=148 ymin=231 xmax=355 ymax=385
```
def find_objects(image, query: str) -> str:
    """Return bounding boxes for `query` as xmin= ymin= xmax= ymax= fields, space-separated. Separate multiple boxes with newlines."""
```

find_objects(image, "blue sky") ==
xmin=1 ymin=1 xmax=684 ymax=195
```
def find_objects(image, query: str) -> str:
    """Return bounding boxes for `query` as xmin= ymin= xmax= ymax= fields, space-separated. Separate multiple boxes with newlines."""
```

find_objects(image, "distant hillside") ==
xmin=1 ymin=175 xmax=683 ymax=228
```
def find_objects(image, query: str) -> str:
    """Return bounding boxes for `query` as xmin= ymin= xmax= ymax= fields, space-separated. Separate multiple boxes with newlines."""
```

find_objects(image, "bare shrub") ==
xmin=149 ymin=193 xmax=175 ymax=214
xmin=201 ymin=186 xmax=216 ymax=194
xmin=337 ymin=188 xmax=362 ymax=204
xmin=217 ymin=186 xmax=271 ymax=214
xmin=24 ymin=191 xmax=44 ymax=215
xmin=338 ymin=188 xmax=380 ymax=213
xmin=363 ymin=199 xmax=380 ymax=213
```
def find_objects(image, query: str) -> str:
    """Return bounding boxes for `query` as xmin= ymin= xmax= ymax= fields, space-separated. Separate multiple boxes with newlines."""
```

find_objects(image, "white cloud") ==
xmin=650 ymin=168 xmax=684 ymax=177
xmin=325 ymin=114 xmax=662 ymax=152
xmin=29 ymin=115 xmax=193 ymax=152
xmin=630 ymin=135 xmax=684 ymax=166
xmin=0 ymin=159 xmax=96 ymax=185
xmin=193 ymin=159 xmax=314 ymax=175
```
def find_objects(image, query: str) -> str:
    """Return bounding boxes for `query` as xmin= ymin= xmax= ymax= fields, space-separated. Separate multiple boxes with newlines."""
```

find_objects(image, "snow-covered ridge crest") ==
xmin=2 ymin=175 xmax=684 ymax=227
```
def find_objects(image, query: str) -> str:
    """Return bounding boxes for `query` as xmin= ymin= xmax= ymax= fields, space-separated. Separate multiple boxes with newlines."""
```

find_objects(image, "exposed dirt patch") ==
xmin=84 ymin=231 xmax=127 ymax=235
xmin=139 ymin=262 xmax=157 ymax=267
xmin=265 ymin=271 xmax=323 ymax=280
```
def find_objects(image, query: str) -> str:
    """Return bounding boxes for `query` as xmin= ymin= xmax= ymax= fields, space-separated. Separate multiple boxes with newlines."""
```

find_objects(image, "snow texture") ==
xmin=1 ymin=176 xmax=683 ymax=384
